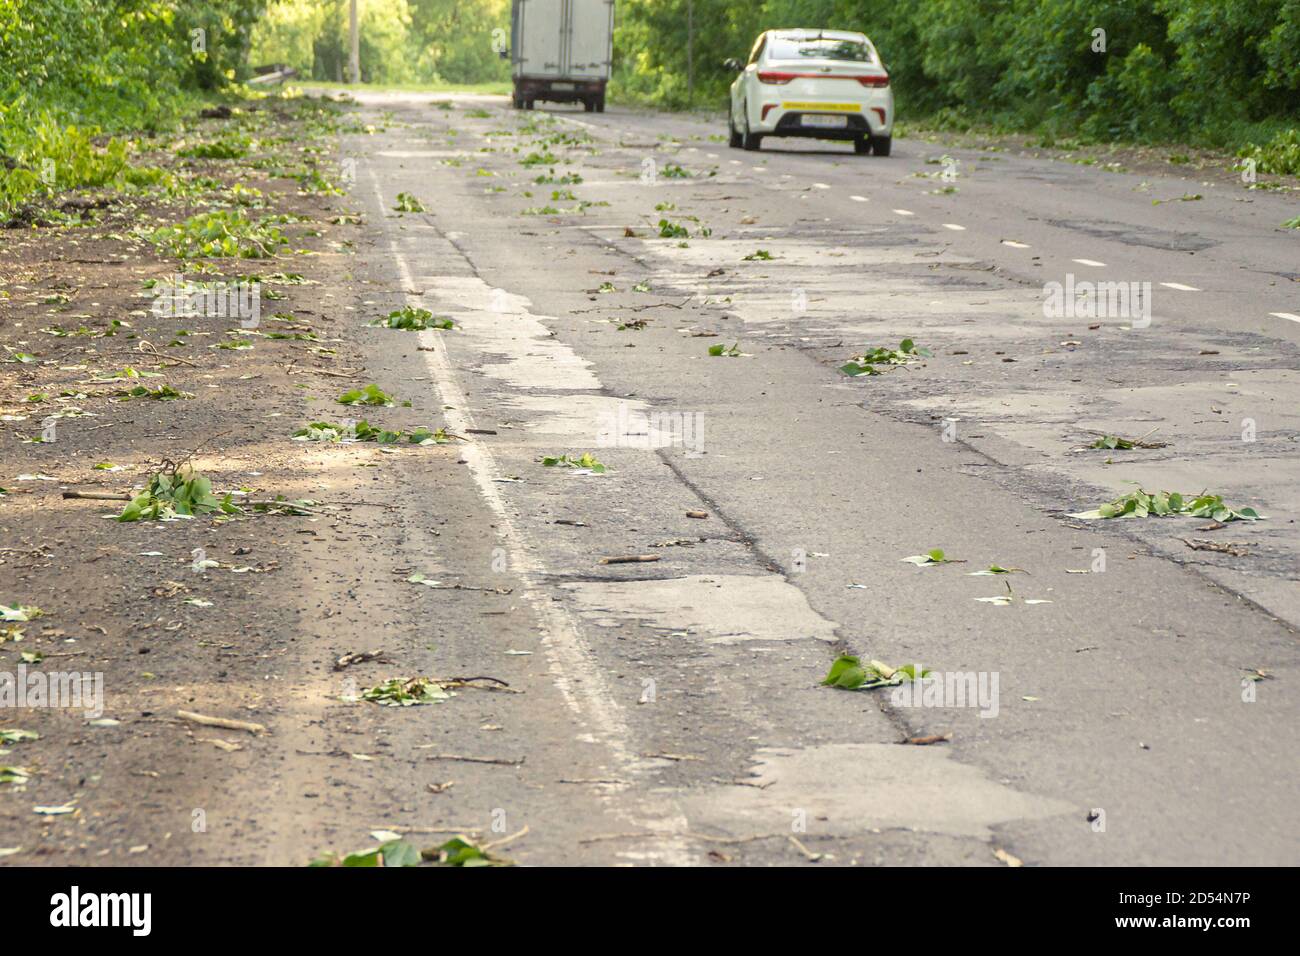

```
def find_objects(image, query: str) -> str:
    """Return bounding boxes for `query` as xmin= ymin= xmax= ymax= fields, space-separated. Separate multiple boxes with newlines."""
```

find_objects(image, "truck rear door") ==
xmin=565 ymin=0 xmax=614 ymax=80
xmin=514 ymin=0 xmax=565 ymax=78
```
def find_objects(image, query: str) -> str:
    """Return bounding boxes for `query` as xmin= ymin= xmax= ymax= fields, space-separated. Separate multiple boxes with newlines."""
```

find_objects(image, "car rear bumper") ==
xmin=751 ymin=95 xmax=892 ymax=137
xmin=514 ymin=77 xmax=606 ymax=103
xmin=769 ymin=112 xmax=875 ymax=140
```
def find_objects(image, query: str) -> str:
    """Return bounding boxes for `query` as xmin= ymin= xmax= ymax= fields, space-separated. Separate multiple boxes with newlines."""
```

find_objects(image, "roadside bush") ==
xmin=1237 ymin=129 xmax=1300 ymax=175
xmin=612 ymin=0 xmax=1299 ymax=153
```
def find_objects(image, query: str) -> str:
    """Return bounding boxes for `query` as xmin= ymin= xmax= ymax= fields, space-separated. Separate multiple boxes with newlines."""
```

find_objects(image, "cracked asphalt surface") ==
xmin=3 ymin=89 xmax=1294 ymax=867
xmin=330 ymin=91 xmax=1297 ymax=865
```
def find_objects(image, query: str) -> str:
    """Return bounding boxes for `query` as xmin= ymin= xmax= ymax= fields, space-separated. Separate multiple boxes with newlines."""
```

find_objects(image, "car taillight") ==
xmin=857 ymin=74 xmax=890 ymax=88
xmin=757 ymin=71 xmax=794 ymax=85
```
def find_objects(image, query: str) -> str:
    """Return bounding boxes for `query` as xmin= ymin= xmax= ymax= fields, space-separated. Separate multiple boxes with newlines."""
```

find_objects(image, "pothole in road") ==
xmin=560 ymin=573 xmax=838 ymax=645
xmin=682 ymin=743 xmax=1075 ymax=840
xmin=1046 ymin=219 xmax=1217 ymax=252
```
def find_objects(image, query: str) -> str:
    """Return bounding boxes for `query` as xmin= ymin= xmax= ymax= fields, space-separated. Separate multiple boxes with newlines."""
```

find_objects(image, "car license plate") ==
xmin=551 ymin=82 xmax=575 ymax=91
xmin=802 ymin=114 xmax=848 ymax=128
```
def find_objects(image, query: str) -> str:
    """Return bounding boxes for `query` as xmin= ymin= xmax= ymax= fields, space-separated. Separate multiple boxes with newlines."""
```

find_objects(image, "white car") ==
xmin=726 ymin=29 xmax=893 ymax=155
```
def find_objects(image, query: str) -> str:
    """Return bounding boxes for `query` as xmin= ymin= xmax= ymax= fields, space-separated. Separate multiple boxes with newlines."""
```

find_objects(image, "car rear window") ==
xmin=768 ymin=36 xmax=875 ymax=63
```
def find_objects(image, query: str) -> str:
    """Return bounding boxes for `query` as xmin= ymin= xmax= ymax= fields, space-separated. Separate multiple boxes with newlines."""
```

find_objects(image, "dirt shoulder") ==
xmin=0 ymin=97 xmax=622 ymax=865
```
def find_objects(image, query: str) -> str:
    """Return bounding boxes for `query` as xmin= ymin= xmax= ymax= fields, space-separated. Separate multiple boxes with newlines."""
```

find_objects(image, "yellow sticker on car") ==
xmin=780 ymin=102 xmax=860 ymax=112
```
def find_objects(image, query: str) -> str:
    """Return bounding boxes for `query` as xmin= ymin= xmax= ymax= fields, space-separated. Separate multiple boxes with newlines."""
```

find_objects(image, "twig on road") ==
xmin=416 ymin=751 xmax=525 ymax=766
xmin=481 ymin=824 xmax=529 ymax=852
xmin=176 ymin=710 xmax=267 ymax=735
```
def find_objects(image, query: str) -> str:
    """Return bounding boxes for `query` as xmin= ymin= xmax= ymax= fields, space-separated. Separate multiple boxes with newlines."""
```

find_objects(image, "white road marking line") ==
xmin=942 ymin=223 xmax=966 ymax=231
xmin=1161 ymin=282 xmax=1201 ymax=292
xmin=1269 ymin=312 xmax=1300 ymax=323
xmin=366 ymin=165 xmax=693 ymax=863
xmin=893 ymin=208 xmax=914 ymax=216
xmin=813 ymin=182 xmax=830 ymax=189
xmin=1072 ymin=258 xmax=1106 ymax=267
xmin=753 ymin=166 xmax=766 ymax=172
xmin=1001 ymin=240 xmax=1030 ymax=248
xmin=850 ymin=195 xmax=868 ymax=202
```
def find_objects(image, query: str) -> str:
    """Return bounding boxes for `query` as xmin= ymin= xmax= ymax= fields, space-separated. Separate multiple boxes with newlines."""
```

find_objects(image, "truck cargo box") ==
xmin=511 ymin=0 xmax=614 ymax=112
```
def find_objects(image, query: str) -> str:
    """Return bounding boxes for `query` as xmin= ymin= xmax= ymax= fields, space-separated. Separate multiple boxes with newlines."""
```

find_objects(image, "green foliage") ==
xmin=149 ymin=211 xmax=289 ymax=259
xmin=613 ymin=0 xmax=1298 ymax=149
xmin=821 ymin=655 xmax=930 ymax=691
xmin=901 ymin=548 xmax=960 ymax=566
xmin=0 ymin=115 xmax=135 ymax=218
xmin=118 ymin=384 xmax=193 ymax=401
xmin=1238 ymin=129 xmax=1300 ymax=175
xmin=520 ymin=151 xmax=559 ymax=167
xmin=361 ymin=677 xmax=455 ymax=706
xmin=839 ymin=339 xmax=932 ymax=377
xmin=293 ymin=420 xmax=450 ymax=444
xmin=368 ymin=306 xmax=454 ymax=330
xmin=251 ymin=0 xmax=511 ymax=87
xmin=540 ymin=453 xmax=607 ymax=473
xmin=337 ymin=384 xmax=397 ymax=407
xmin=117 ymin=467 xmax=240 ymax=522
xmin=0 ymin=1 xmax=271 ymax=217
xmin=178 ymin=135 xmax=252 ymax=159
xmin=1070 ymin=487 xmax=1264 ymax=521
xmin=393 ymin=192 xmax=426 ymax=212
xmin=658 ymin=218 xmax=689 ymax=238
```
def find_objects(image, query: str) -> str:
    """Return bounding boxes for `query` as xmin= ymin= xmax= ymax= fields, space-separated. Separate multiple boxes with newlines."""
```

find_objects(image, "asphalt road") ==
xmin=340 ymin=90 xmax=1298 ymax=865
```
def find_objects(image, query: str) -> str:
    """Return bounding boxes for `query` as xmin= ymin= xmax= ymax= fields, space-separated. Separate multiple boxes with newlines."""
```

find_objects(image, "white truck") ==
xmin=508 ymin=0 xmax=614 ymax=112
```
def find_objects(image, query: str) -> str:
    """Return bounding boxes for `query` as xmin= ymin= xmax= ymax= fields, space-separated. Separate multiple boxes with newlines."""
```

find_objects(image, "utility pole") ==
xmin=686 ymin=0 xmax=694 ymax=109
xmin=349 ymin=0 xmax=360 ymax=84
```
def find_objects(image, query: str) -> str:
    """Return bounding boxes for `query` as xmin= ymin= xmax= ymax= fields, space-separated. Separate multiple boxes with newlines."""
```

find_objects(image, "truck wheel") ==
xmin=872 ymin=135 xmax=891 ymax=157
xmin=583 ymin=97 xmax=595 ymax=112
xmin=595 ymin=94 xmax=605 ymax=113
xmin=525 ymin=99 xmax=535 ymax=110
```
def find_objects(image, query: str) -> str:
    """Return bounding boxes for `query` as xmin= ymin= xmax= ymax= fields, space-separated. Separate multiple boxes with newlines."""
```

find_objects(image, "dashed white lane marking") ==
xmin=942 ymin=223 xmax=966 ymax=231
xmin=893 ymin=209 xmax=914 ymax=216
xmin=1072 ymin=258 xmax=1106 ymax=267
xmin=1270 ymin=312 xmax=1300 ymax=323
xmin=1001 ymin=240 xmax=1030 ymax=248
xmin=1161 ymin=282 xmax=1201 ymax=292
xmin=813 ymin=182 xmax=830 ymax=189
xmin=753 ymin=166 xmax=766 ymax=172
xmin=850 ymin=195 xmax=868 ymax=202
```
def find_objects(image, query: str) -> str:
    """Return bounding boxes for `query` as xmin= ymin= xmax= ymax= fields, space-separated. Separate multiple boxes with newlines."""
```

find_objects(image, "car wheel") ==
xmin=872 ymin=135 xmax=891 ymax=157
xmin=728 ymin=106 xmax=742 ymax=148
xmin=854 ymin=136 xmax=871 ymax=155
xmin=595 ymin=94 xmax=605 ymax=113
xmin=741 ymin=105 xmax=762 ymax=151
